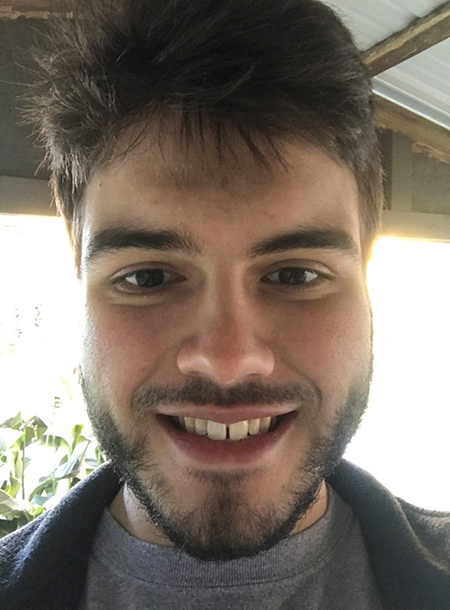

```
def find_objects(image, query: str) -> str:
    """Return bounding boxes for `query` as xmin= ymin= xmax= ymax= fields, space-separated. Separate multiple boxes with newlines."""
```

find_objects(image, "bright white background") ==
xmin=346 ymin=236 xmax=450 ymax=509
xmin=1 ymin=215 xmax=449 ymax=510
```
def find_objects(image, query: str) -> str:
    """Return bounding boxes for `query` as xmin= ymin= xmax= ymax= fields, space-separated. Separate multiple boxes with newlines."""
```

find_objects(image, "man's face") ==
xmin=79 ymin=139 xmax=372 ymax=560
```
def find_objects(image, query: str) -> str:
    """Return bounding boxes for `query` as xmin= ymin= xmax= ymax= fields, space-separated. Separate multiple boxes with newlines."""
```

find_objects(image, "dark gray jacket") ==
xmin=0 ymin=460 xmax=449 ymax=609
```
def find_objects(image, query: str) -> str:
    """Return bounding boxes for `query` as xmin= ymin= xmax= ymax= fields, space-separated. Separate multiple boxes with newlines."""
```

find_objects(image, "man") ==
xmin=1 ymin=0 xmax=449 ymax=608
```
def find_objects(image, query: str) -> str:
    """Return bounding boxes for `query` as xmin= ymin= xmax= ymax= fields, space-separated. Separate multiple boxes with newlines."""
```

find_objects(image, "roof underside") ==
xmin=324 ymin=0 xmax=450 ymax=129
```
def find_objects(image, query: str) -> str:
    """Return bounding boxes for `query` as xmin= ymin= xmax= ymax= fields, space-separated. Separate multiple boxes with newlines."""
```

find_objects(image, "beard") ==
xmin=80 ymin=368 xmax=372 ymax=562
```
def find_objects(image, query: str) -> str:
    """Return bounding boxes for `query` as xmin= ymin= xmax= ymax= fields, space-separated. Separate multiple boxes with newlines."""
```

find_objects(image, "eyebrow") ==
xmin=84 ymin=225 xmax=201 ymax=265
xmin=247 ymin=226 xmax=359 ymax=259
xmin=84 ymin=223 xmax=360 ymax=267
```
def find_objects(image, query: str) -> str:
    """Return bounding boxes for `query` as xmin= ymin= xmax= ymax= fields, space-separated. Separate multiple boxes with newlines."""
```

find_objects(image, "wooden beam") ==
xmin=363 ymin=2 xmax=450 ymax=76
xmin=374 ymin=95 xmax=450 ymax=165
xmin=0 ymin=0 xmax=67 ymax=19
xmin=381 ymin=210 xmax=450 ymax=241
xmin=381 ymin=131 xmax=412 ymax=212
xmin=0 ymin=177 xmax=55 ymax=215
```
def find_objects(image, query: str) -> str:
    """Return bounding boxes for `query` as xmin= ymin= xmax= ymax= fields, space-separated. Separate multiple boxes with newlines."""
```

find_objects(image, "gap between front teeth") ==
xmin=179 ymin=416 xmax=273 ymax=441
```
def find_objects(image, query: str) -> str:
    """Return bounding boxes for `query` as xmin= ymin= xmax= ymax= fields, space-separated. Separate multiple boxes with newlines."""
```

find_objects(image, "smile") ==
xmin=158 ymin=411 xmax=296 ymax=466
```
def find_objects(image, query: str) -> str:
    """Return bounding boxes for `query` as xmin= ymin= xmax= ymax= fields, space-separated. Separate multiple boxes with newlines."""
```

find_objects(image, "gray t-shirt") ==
xmin=81 ymin=485 xmax=382 ymax=609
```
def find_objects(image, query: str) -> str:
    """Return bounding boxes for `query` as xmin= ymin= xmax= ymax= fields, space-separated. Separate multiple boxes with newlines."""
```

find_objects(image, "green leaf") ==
xmin=72 ymin=436 xmax=88 ymax=452
xmin=53 ymin=453 xmax=81 ymax=479
xmin=28 ymin=477 xmax=54 ymax=500
xmin=72 ymin=424 xmax=84 ymax=438
xmin=34 ymin=425 xmax=47 ymax=442
xmin=0 ymin=519 xmax=21 ymax=537
xmin=0 ymin=489 xmax=27 ymax=520
xmin=12 ymin=451 xmax=23 ymax=483
xmin=71 ymin=424 xmax=85 ymax=452
xmin=41 ymin=434 xmax=70 ymax=451
xmin=30 ymin=493 xmax=53 ymax=507
xmin=0 ymin=407 xmax=101 ymax=537
xmin=22 ymin=417 xmax=48 ymax=448
xmin=0 ymin=428 xmax=23 ymax=453
xmin=4 ymin=476 xmax=20 ymax=499
xmin=0 ymin=490 xmax=44 ymax=537
xmin=33 ymin=505 xmax=45 ymax=517
xmin=1 ymin=412 xmax=23 ymax=430
xmin=24 ymin=426 xmax=35 ymax=447
xmin=29 ymin=416 xmax=47 ymax=429
xmin=86 ymin=456 xmax=103 ymax=471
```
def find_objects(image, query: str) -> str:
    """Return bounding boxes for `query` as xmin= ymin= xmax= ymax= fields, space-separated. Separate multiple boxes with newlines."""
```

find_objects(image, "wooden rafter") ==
xmin=363 ymin=2 xmax=450 ymax=76
xmin=374 ymin=95 xmax=450 ymax=164
xmin=0 ymin=0 xmax=67 ymax=19
xmin=3 ymin=0 xmax=450 ymax=58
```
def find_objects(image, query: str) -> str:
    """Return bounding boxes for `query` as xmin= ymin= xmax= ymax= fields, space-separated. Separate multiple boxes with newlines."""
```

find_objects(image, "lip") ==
xmin=157 ymin=410 xmax=297 ymax=466
xmin=157 ymin=405 xmax=296 ymax=425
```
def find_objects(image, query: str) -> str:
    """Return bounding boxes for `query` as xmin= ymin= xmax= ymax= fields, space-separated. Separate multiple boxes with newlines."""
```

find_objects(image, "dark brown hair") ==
xmin=28 ymin=0 xmax=382 ymax=267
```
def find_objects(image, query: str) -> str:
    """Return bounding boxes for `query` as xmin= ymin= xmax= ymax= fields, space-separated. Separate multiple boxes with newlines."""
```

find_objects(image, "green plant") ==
xmin=0 ymin=411 xmax=104 ymax=538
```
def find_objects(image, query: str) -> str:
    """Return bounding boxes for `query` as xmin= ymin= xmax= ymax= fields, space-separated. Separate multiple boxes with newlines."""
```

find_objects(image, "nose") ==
xmin=176 ymin=288 xmax=275 ymax=386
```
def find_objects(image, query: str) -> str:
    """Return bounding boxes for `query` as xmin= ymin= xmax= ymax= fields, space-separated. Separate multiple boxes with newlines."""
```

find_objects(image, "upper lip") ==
xmin=157 ymin=405 xmax=296 ymax=425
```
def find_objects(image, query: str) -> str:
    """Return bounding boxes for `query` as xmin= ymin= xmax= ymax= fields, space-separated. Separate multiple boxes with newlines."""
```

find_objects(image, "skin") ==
xmin=78 ymin=139 xmax=373 ymax=560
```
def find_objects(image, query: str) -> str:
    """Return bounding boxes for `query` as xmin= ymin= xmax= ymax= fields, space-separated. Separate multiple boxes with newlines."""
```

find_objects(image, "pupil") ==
xmin=279 ymin=268 xmax=307 ymax=285
xmin=135 ymin=269 xmax=164 ymax=287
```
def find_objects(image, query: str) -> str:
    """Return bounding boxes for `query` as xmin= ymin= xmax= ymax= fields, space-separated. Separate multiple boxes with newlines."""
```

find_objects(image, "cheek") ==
xmin=276 ymin=290 xmax=371 ymax=389
xmin=81 ymin=287 xmax=371 ymax=407
xmin=81 ymin=303 xmax=179 ymax=400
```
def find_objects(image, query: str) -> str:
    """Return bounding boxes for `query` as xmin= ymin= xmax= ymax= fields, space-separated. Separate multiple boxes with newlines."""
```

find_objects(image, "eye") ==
xmin=262 ymin=266 xmax=320 ymax=287
xmin=113 ymin=268 xmax=181 ymax=293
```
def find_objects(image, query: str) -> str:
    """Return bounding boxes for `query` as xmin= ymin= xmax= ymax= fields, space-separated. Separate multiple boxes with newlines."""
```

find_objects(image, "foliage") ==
xmin=0 ymin=411 xmax=104 ymax=538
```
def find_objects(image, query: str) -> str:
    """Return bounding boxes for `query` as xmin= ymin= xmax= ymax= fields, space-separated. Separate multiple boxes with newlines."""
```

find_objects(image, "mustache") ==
xmin=133 ymin=377 xmax=321 ymax=410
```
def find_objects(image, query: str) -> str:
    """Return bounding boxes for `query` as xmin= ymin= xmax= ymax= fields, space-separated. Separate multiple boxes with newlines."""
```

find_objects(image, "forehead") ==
xmin=82 ymin=136 xmax=361 ymax=259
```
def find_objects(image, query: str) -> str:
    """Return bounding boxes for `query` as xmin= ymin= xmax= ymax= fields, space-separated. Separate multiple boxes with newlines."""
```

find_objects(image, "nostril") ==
xmin=176 ymin=335 xmax=276 ymax=384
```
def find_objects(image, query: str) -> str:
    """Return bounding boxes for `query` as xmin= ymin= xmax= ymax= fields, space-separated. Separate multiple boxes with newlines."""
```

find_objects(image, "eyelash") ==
xmin=112 ymin=266 xmax=326 ymax=294
xmin=263 ymin=267 xmax=321 ymax=288
xmin=112 ymin=269 xmax=178 ymax=293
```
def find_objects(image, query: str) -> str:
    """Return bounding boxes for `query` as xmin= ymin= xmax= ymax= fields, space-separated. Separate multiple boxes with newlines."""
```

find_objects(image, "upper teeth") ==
xmin=178 ymin=416 xmax=275 ymax=441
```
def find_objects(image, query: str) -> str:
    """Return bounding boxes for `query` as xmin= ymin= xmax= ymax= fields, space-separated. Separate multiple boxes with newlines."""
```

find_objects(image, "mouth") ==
xmin=157 ymin=411 xmax=296 ymax=466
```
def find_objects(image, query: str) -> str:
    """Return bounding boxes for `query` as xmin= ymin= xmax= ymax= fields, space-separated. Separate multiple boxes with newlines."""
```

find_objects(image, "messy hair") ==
xmin=28 ymin=0 xmax=382 ymax=268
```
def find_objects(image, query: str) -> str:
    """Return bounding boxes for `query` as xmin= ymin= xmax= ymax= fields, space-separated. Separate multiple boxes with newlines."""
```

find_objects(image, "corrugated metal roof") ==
xmin=324 ymin=0 xmax=450 ymax=129
xmin=373 ymin=39 xmax=450 ymax=129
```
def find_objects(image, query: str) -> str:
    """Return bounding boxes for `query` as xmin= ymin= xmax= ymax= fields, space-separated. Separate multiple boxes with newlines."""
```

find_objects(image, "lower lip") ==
xmin=157 ymin=412 xmax=296 ymax=466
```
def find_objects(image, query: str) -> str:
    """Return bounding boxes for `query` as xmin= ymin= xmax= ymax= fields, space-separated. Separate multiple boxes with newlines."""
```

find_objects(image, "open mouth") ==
xmin=164 ymin=413 xmax=287 ymax=442
xmin=158 ymin=411 xmax=297 ymax=465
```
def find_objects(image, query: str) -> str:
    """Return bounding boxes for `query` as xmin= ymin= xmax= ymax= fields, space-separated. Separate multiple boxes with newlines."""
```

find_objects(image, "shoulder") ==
xmin=329 ymin=459 xmax=450 ymax=541
xmin=0 ymin=517 xmax=43 ymax=579
xmin=0 ymin=463 xmax=121 ymax=609
xmin=398 ymin=496 xmax=450 ymax=562
xmin=328 ymin=460 xmax=450 ymax=608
